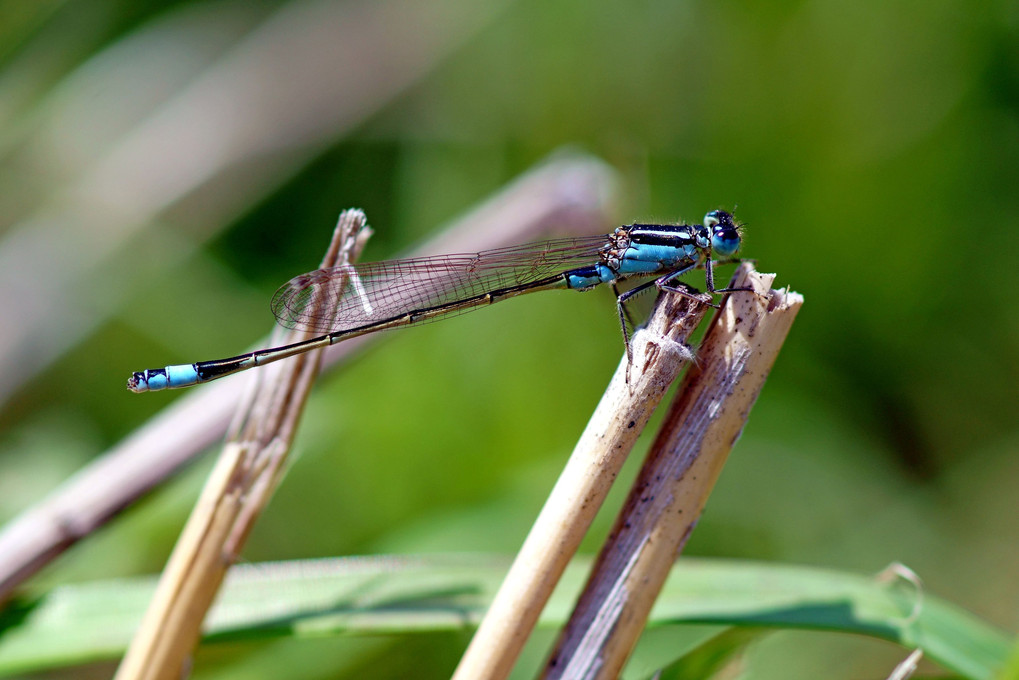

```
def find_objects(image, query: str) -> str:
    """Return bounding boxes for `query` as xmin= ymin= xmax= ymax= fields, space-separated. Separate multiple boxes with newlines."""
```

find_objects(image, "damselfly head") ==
xmin=704 ymin=210 xmax=742 ymax=258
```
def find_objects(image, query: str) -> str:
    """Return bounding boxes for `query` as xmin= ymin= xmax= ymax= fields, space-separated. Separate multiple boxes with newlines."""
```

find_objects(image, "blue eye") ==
xmin=704 ymin=210 xmax=741 ymax=257
xmin=711 ymin=231 xmax=740 ymax=257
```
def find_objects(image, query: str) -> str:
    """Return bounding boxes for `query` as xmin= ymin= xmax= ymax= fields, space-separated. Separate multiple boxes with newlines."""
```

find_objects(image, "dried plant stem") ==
xmin=451 ymin=289 xmax=710 ymax=680
xmin=0 ymin=153 xmax=618 ymax=604
xmin=543 ymin=265 xmax=803 ymax=680
xmin=113 ymin=211 xmax=371 ymax=680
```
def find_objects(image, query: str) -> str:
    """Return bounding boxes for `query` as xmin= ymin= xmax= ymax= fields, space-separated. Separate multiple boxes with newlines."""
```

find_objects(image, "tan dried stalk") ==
xmin=0 ymin=154 xmax=618 ymax=604
xmin=113 ymin=210 xmax=371 ymax=680
xmin=543 ymin=265 xmax=802 ymax=679
xmin=452 ymin=286 xmax=710 ymax=680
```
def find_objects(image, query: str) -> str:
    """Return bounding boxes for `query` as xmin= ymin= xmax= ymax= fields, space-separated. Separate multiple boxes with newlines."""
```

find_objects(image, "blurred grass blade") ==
xmin=997 ymin=638 xmax=1019 ymax=680
xmin=630 ymin=627 xmax=760 ymax=680
xmin=0 ymin=0 xmax=510 ymax=403
xmin=0 ymin=557 xmax=1008 ymax=679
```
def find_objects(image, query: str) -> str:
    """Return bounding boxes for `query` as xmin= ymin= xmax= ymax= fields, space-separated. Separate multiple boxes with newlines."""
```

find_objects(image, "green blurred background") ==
xmin=0 ymin=0 xmax=1016 ymax=677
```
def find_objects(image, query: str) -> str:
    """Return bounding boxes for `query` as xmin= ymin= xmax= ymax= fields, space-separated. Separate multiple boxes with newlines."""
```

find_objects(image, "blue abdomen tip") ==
xmin=127 ymin=364 xmax=199 ymax=393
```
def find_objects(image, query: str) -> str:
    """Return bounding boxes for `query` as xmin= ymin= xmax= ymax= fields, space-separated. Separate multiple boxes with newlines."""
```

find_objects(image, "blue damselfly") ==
xmin=128 ymin=210 xmax=750 ymax=392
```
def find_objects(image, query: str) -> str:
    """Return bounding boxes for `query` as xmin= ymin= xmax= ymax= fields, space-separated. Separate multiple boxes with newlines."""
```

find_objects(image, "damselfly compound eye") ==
xmin=706 ymin=210 xmax=741 ymax=257
xmin=711 ymin=229 xmax=741 ymax=258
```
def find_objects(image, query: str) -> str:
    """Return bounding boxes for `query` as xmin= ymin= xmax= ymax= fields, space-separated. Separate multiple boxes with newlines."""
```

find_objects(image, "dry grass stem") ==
xmin=542 ymin=264 xmax=802 ymax=679
xmin=113 ymin=210 xmax=370 ymax=680
xmin=0 ymin=154 xmax=618 ymax=604
xmin=452 ymin=288 xmax=710 ymax=680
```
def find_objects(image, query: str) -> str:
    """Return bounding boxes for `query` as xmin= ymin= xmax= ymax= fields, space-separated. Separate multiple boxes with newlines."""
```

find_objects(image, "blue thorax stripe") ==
xmin=628 ymin=224 xmax=694 ymax=246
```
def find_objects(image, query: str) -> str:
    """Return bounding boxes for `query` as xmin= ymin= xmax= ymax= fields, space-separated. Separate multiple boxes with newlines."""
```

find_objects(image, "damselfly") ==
xmin=128 ymin=210 xmax=751 ymax=392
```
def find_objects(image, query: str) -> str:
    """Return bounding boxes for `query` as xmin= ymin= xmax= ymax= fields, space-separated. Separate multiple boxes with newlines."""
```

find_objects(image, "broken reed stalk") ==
xmin=451 ymin=287 xmax=710 ymax=680
xmin=113 ymin=210 xmax=371 ymax=680
xmin=543 ymin=264 xmax=803 ymax=679
xmin=0 ymin=153 xmax=617 ymax=606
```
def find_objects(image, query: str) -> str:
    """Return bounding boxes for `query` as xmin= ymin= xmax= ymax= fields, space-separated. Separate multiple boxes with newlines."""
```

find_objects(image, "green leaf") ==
xmin=0 ymin=557 xmax=1008 ymax=679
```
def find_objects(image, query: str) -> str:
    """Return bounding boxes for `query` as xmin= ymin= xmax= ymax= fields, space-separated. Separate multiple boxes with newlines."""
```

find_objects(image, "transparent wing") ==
xmin=270 ymin=236 xmax=610 ymax=334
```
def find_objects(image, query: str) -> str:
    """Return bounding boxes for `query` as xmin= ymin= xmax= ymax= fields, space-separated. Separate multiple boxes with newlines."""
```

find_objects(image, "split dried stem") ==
xmin=543 ymin=264 xmax=802 ymax=679
xmin=113 ymin=210 xmax=371 ymax=680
